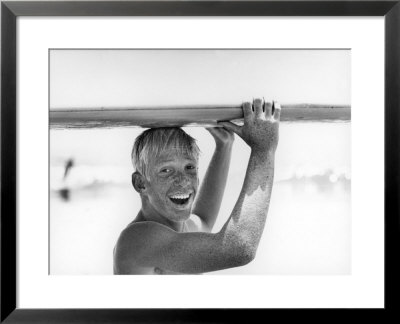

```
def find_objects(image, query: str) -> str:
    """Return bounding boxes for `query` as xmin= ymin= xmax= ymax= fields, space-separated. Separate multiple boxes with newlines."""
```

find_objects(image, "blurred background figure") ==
xmin=63 ymin=158 xmax=74 ymax=180
xmin=59 ymin=158 xmax=74 ymax=201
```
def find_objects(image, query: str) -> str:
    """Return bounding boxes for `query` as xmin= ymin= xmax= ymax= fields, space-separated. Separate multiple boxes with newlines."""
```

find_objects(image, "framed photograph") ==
xmin=1 ymin=0 xmax=399 ymax=322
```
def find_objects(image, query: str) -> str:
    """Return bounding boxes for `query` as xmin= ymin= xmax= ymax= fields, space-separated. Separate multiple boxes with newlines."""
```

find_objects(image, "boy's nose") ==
xmin=173 ymin=172 xmax=190 ymax=185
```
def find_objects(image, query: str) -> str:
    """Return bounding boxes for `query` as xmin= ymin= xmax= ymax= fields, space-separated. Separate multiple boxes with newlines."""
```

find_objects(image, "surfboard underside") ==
xmin=50 ymin=105 xmax=351 ymax=129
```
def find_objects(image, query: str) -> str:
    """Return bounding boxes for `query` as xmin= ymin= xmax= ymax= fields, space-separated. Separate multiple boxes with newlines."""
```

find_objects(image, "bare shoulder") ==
xmin=114 ymin=217 xmax=209 ymax=274
xmin=116 ymin=216 xmax=203 ymax=248
xmin=114 ymin=221 xmax=172 ymax=274
xmin=116 ymin=221 xmax=169 ymax=250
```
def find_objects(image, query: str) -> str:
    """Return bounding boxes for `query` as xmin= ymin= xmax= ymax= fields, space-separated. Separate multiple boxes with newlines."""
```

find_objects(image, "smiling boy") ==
xmin=113 ymin=98 xmax=280 ymax=274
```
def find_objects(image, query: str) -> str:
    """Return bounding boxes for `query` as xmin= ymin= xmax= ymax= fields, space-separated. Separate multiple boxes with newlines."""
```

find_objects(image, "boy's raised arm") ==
xmin=217 ymin=99 xmax=280 ymax=259
xmin=192 ymin=127 xmax=234 ymax=231
xmin=115 ymin=99 xmax=280 ymax=274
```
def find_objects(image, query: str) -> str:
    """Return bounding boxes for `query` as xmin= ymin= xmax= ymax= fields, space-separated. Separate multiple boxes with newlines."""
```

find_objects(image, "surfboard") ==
xmin=49 ymin=104 xmax=351 ymax=129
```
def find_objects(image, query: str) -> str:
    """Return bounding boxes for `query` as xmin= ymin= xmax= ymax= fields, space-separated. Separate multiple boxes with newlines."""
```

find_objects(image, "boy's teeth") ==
xmin=170 ymin=194 xmax=190 ymax=199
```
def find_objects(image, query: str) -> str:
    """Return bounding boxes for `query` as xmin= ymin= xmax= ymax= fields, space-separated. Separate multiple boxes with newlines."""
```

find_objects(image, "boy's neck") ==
xmin=136 ymin=207 xmax=186 ymax=232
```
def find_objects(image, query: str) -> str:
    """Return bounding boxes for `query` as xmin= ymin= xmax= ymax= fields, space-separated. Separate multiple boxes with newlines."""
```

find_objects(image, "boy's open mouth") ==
xmin=169 ymin=193 xmax=191 ymax=206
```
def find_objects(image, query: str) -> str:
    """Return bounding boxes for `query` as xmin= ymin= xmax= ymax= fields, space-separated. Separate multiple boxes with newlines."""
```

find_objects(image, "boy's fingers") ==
xmin=205 ymin=127 xmax=217 ymax=134
xmin=218 ymin=121 xmax=242 ymax=137
xmin=242 ymin=102 xmax=253 ymax=120
xmin=273 ymin=101 xmax=281 ymax=121
xmin=253 ymin=98 xmax=264 ymax=118
xmin=265 ymin=101 xmax=272 ymax=119
xmin=206 ymin=127 xmax=232 ymax=139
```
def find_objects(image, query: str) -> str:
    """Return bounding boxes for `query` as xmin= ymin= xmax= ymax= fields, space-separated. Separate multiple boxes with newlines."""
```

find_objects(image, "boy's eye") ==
xmin=186 ymin=165 xmax=197 ymax=171
xmin=160 ymin=168 xmax=172 ymax=173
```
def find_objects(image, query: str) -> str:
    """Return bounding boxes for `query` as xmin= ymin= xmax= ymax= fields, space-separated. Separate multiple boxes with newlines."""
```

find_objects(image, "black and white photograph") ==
xmin=49 ymin=49 xmax=351 ymax=275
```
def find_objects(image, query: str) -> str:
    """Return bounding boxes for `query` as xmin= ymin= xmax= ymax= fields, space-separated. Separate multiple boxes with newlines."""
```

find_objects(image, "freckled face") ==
xmin=144 ymin=150 xmax=199 ymax=222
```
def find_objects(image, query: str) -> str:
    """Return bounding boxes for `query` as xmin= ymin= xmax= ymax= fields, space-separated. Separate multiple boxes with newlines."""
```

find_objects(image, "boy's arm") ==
xmin=192 ymin=128 xmax=234 ymax=231
xmin=115 ymin=99 xmax=280 ymax=274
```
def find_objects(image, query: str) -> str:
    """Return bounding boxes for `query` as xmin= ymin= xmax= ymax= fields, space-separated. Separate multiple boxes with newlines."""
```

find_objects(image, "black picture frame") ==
xmin=1 ymin=0 xmax=399 ymax=322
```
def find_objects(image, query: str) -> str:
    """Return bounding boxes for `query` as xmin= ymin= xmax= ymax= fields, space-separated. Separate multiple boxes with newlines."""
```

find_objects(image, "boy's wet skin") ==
xmin=114 ymin=98 xmax=280 ymax=274
xmin=120 ymin=214 xmax=201 ymax=274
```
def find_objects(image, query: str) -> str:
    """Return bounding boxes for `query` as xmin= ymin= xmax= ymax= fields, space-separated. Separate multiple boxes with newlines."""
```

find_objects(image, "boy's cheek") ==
xmin=150 ymin=175 xmax=170 ymax=185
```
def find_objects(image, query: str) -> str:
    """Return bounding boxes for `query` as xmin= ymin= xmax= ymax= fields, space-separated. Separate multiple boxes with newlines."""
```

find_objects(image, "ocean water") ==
xmin=50 ymin=122 xmax=351 ymax=275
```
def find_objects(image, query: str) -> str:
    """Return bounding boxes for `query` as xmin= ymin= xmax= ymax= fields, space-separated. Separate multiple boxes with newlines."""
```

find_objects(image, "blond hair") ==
xmin=131 ymin=127 xmax=200 ymax=179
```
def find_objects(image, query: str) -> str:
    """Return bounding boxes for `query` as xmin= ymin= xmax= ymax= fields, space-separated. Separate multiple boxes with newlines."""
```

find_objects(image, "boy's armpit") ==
xmin=113 ymin=221 xmax=248 ymax=274
xmin=188 ymin=214 xmax=210 ymax=233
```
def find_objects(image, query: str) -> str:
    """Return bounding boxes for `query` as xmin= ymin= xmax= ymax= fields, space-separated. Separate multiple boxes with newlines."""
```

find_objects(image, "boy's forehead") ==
xmin=155 ymin=149 xmax=198 ymax=163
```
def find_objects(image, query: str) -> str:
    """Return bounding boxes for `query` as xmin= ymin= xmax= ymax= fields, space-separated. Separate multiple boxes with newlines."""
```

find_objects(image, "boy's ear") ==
xmin=132 ymin=172 xmax=147 ymax=193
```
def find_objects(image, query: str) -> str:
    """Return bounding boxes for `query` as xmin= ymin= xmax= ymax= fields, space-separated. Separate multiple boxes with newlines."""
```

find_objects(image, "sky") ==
xmin=50 ymin=49 xmax=350 ymax=109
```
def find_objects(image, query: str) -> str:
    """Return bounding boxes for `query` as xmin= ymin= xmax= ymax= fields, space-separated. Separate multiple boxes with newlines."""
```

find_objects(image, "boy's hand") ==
xmin=219 ymin=98 xmax=280 ymax=154
xmin=206 ymin=127 xmax=235 ymax=148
